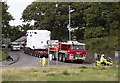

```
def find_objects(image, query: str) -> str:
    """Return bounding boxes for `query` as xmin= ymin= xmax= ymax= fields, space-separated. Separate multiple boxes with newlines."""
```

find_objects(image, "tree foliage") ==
xmin=22 ymin=2 xmax=86 ymax=40
xmin=1 ymin=2 xmax=30 ymax=42
xmin=84 ymin=2 xmax=119 ymax=38
xmin=2 ymin=2 xmax=14 ymax=38
xmin=10 ymin=24 xmax=32 ymax=41
xmin=84 ymin=26 xmax=106 ymax=38
xmin=21 ymin=2 xmax=119 ymax=40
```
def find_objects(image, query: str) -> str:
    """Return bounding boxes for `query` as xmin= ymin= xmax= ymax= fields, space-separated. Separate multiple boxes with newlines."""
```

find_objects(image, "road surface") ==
xmin=5 ymin=50 xmax=94 ymax=67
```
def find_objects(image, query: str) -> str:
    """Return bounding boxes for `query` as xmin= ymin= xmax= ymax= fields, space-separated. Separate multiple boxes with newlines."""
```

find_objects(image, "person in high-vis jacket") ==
xmin=42 ymin=57 xmax=46 ymax=66
xmin=100 ymin=53 xmax=107 ymax=65
xmin=96 ymin=54 xmax=113 ymax=66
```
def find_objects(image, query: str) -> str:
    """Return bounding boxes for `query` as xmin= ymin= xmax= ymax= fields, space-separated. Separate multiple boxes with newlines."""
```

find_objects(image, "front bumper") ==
xmin=67 ymin=54 xmax=85 ymax=61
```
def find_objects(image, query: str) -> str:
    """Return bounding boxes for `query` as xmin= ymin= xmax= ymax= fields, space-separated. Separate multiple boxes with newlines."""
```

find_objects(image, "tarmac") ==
xmin=0 ymin=50 xmax=20 ymax=67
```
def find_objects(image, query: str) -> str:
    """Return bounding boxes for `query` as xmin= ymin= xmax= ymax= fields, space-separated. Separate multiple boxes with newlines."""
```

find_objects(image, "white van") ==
xmin=11 ymin=42 xmax=21 ymax=51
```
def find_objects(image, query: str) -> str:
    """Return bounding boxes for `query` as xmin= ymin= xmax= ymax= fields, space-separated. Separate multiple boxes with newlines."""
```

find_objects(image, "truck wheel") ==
xmin=31 ymin=52 xmax=33 ymax=56
xmin=58 ymin=54 xmax=62 ymax=61
xmin=32 ymin=53 xmax=35 ymax=56
xmin=36 ymin=54 xmax=38 ymax=57
xmin=62 ymin=56 xmax=66 ymax=62
xmin=29 ymin=53 xmax=32 ymax=56
xmin=52 ymin=55 xmax=54 ymax=60
xmin=29 ymin=53 xmax=31 ymax=56
xmin=39 ymin=54 xmax=41 ymax=58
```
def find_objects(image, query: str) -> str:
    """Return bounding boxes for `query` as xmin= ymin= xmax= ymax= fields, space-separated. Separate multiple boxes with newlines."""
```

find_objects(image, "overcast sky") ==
xmin=6 ymin=0 xmax=35 ymax=26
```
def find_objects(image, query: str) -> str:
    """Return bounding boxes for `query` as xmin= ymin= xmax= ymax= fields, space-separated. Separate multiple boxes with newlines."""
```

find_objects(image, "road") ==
xmin=8 ymin=50 xmax=40 ymax=67
xmin=5 ymin=50 xmax=94 ymax=67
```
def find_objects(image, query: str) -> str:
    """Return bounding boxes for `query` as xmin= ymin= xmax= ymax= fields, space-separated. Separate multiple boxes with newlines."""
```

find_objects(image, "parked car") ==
xmin=11 ymin=42 xmax=21 ymax=51
xmin=1 ymin=43 xmax=7 ymax=48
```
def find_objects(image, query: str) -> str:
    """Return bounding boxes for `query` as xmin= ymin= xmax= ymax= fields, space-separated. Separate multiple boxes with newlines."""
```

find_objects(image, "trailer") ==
xmin=24 ymin=30 xmax=51 ymax=57
xmin=49 ymin=40 xmax=86 ymax=64
xmin=24 ymin=30 xmax=86 ymax=63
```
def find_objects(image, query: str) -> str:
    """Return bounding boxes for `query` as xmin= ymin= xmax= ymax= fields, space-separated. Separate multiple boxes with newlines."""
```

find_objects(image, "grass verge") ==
xmin=2 ymin=66 xmax=118 ymax=81
xmin=0 ymin=49 xmax=8 ymax=61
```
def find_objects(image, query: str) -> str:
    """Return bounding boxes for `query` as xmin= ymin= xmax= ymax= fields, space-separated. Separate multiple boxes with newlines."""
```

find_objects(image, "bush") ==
xmin=84 ymin=35 xmax=118 ymax=56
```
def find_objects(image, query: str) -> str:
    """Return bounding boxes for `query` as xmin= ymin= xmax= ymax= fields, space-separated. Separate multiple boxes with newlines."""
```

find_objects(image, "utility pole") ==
xmin=68 ymin=6 xmax=74 ymax=41
xmin=68 ymin=6 xmax=71 ymax=41
xmin=55 ymin=4 xmax=58 ymax=65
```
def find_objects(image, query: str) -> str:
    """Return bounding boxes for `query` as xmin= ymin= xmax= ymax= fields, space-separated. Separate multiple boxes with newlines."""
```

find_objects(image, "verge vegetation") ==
xmin=0 ymin=49 xmax=8 ymax=61
xmin=84 ymin=35 xmax=118 ymax=56
xmin=2 ymin=66 xmax=118 ymax=81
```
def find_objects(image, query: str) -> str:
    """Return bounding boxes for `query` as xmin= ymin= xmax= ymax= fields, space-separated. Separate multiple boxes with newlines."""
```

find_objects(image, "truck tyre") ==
xmin=58 ymin=54 xmax=62 ymax=62
xmin=51 ymin=52 xmax=55 ymax=60
xmin=36 ymin=54 xmax=38 ymax=57
xmin=38 ymin=54 xmax=40 ymax=58
xmin=30 ymin=53 xmax=32 ymax=56
xmin=33 ymin=53 xmax=35 ymax=56
xmin=32 ymin=52 xmax=34 ymax=56
xmin=35 ymin=53 xmax=37 ymax=57
xmin=62 ymin=56 xmax=66 ymax=62
xmin=37 ymin=54 xmax=39 ymax=57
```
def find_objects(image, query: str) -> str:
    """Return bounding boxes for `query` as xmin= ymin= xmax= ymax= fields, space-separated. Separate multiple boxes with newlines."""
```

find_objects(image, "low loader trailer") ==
xmin=24 ymin=30 xmax=51 ymax=58
xmin=24 ymin=30 xmax=86 ymax=63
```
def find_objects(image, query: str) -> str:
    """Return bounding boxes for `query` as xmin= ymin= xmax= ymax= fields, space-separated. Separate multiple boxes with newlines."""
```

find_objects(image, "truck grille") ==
xmin=74 ymin=54 xmax=83 ymax=59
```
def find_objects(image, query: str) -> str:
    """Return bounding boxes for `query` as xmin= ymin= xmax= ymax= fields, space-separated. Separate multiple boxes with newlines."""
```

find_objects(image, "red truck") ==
xmin=49 ymin=40 xmax=86 ymax=64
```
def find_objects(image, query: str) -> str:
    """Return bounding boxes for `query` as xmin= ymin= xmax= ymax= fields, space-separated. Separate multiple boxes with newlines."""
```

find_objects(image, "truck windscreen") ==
xmin=71 ymin=45 xmax=85 ymax=50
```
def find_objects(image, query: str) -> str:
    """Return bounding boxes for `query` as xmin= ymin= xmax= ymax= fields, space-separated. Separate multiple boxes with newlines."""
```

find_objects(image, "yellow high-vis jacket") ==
xmin=100 ymin=56 xmax=107 ymax=63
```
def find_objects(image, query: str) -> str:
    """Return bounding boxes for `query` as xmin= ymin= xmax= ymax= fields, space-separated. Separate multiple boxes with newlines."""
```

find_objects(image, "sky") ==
xmin=5 ymin=0 xmax=35 ymax=26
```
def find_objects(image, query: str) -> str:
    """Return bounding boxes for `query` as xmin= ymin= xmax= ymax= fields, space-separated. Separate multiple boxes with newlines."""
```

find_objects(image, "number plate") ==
xmin=75 ymin=57 xmax=83 ymax=59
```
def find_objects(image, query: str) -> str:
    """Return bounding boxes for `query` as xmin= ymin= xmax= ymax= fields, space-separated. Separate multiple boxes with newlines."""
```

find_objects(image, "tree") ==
xmin=83 ymin=2 xmax=119 ymax=37
xmin=22 ymin=2 xmax=119 ymax=40
xmin=9 ymin=24 xmax=32 ymax=41
xmin=21 ymin=2 xmax=86 ymax=41
xmin=2 ymin=2 xmax=14 ymax=38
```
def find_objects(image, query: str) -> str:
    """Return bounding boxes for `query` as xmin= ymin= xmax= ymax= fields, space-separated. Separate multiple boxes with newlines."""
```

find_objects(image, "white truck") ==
xmin=24 ymin=30 xmax=51 ymax=57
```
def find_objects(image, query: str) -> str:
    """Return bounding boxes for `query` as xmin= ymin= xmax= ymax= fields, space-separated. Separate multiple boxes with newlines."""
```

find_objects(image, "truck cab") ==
xmin=49 ymin=40 xmax=86 ymax=63
xmin=59 ymin=41 xmax=86 ymax=63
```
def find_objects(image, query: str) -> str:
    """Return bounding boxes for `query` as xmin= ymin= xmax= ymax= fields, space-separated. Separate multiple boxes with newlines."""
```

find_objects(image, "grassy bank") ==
xmin=0 ymin=49 xmax=8 ymax=61
xmin=84 ymin=35 xmax=118 ymax=56
xmin=2 ymin=66 xmax=118 ymax=81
